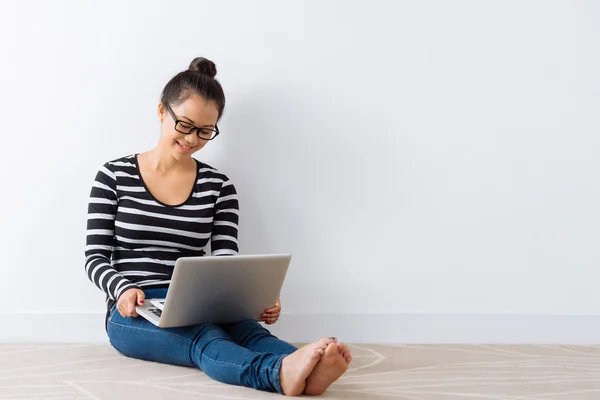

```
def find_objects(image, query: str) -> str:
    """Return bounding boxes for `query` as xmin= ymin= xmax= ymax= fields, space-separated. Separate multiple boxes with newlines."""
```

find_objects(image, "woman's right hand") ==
xmin=117 ymin=288 xmax=145 ymax=318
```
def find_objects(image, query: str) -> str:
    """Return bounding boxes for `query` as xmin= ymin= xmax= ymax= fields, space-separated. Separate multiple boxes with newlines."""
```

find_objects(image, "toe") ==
xmin=343 ymin=351 xmax=352 ymax=363
xmin=324 ymin=342 xmax=338 ymax=357
xmin=313 ymin=348 xmax=325 ymax=359
xmin=319 ymin=337 xmax=332 ymax=346
xmin=312 ymin=338 xmax=328 ymax=351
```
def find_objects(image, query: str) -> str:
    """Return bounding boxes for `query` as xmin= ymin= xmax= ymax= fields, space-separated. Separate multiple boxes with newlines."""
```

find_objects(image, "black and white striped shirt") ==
xmin=85 ymin=154 xmax=239 ymax=310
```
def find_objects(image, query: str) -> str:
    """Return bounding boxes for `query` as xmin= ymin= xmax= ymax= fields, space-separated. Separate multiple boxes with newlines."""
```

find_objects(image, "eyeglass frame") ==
xmin=164 ymin=103 xmax=220 ymax=141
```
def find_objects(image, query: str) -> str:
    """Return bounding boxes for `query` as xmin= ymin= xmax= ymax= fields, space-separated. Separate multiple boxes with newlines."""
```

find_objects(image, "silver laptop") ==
xmin=135 ymin=253 xmax=291 ymax=328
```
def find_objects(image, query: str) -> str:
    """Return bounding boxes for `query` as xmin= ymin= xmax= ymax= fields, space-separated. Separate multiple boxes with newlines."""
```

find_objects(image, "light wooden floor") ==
xmin=1 ymin=343 xmax=600 ymax=399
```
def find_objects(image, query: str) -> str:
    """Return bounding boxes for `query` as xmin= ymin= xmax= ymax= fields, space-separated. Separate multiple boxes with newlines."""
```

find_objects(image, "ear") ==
xmin=157 ymin=103 xmax=165 ymax=123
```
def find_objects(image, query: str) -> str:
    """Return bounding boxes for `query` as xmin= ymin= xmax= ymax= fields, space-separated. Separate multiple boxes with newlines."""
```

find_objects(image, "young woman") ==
xmin=85 ymin=57 xmax=352 ymax=396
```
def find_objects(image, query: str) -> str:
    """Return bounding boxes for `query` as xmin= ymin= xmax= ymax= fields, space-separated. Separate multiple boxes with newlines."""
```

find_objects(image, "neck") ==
xmin=146 ymin=146 xmax=193 ymax=173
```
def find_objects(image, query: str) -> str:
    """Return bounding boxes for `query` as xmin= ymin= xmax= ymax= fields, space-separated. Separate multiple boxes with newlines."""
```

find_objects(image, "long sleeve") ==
xmin=85 ymin=163 xmax=140 ymax=301
xmin=211 ymin=178 xmax=240 ymax=256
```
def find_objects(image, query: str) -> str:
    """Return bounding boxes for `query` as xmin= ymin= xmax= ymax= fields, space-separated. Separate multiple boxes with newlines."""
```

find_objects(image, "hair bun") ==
xmin=188 ymin=57 xmax=217 ymax=78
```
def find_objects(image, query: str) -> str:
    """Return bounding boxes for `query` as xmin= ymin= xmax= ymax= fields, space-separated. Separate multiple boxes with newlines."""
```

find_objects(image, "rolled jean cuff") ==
xmin=272 ymin=354 xmax=286 ymax=394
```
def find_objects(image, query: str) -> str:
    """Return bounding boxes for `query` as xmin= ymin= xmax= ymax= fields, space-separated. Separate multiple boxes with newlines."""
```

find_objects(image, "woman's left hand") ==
xmin=262 ymin=298 xmax=281 ymax=325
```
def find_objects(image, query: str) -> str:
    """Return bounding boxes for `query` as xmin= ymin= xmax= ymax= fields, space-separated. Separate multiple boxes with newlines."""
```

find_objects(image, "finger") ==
xmin=264 ymin=314 xmax=279 ymax=323
xmin=127 ymin=301 xmax=136 ymax=317
xmin=137 ymin=290 xmax=145 ymax=306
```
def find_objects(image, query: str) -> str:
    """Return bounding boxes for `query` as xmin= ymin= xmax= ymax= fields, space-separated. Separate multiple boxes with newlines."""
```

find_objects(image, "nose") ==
xmin=184 ymin=132 xmax=199 ymax=147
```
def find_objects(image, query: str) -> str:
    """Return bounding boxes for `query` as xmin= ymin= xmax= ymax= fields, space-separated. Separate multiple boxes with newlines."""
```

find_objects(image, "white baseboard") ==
xmin=1 ymin=313 xmax=599 ymax=344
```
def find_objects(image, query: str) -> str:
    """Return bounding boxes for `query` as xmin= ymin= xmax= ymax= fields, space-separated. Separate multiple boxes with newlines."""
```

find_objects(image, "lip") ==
xmin=176 ymin=141 xmax=195 ymax=153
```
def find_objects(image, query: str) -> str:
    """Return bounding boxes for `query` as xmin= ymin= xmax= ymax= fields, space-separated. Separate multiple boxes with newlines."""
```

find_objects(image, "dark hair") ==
xmin=160 ymin=57 xmax=226 ymax=121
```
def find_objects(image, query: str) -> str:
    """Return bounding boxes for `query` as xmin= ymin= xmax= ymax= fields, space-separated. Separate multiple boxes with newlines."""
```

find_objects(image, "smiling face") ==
xmin=157 ymin=94 xmax=220 ymax=160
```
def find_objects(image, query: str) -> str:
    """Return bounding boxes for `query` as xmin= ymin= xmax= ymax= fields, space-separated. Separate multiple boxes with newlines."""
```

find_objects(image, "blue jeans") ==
xmin=106 ymin=288 xmax=298 ymax=394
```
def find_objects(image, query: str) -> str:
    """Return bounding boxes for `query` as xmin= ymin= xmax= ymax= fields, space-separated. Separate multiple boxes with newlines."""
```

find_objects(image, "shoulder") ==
xmin=104 ymin=154 xmax=137 ymax=171
xmin=195 ymin=160 xmax=237 ymax=198
xmin=196 ymin=159 xmax=233 ymax=184
xmin=93 ymin=154 xmax=137 ymax=183
xmin=97 ymin=154 xmax=138 ymax=176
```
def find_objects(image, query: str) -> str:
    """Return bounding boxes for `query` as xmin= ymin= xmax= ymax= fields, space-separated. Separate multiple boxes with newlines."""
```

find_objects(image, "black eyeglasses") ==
xmin=165 ymin=103 xmax=220 ymax=141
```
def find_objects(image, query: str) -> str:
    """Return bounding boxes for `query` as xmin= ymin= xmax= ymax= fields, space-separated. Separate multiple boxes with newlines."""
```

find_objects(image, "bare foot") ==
xmin=303 ymin=341 xmax=351 ymax=395
xmin=279 ymin=337 xmax=332 ymax=396
xmin=336 ymin=342 xmax=353 ymax=364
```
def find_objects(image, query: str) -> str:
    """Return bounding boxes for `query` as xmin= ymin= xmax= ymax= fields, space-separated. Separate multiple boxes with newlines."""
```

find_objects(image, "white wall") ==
xmin=1 ymin=0 xmax=599 ymax=343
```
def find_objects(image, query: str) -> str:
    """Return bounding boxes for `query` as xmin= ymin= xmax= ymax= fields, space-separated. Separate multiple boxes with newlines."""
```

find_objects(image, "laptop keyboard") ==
xmin=149 ymin=308 xmax=162 ymax=317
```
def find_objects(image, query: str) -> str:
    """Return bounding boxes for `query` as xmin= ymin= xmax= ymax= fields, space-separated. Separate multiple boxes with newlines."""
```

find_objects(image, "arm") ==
xmin=211 ymin=177 xmax=239 ymax=256
xmin=211 ymin=177 xmax=280 ymax=324
xmin=85 ymin=163 xmax=141 ymax=301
